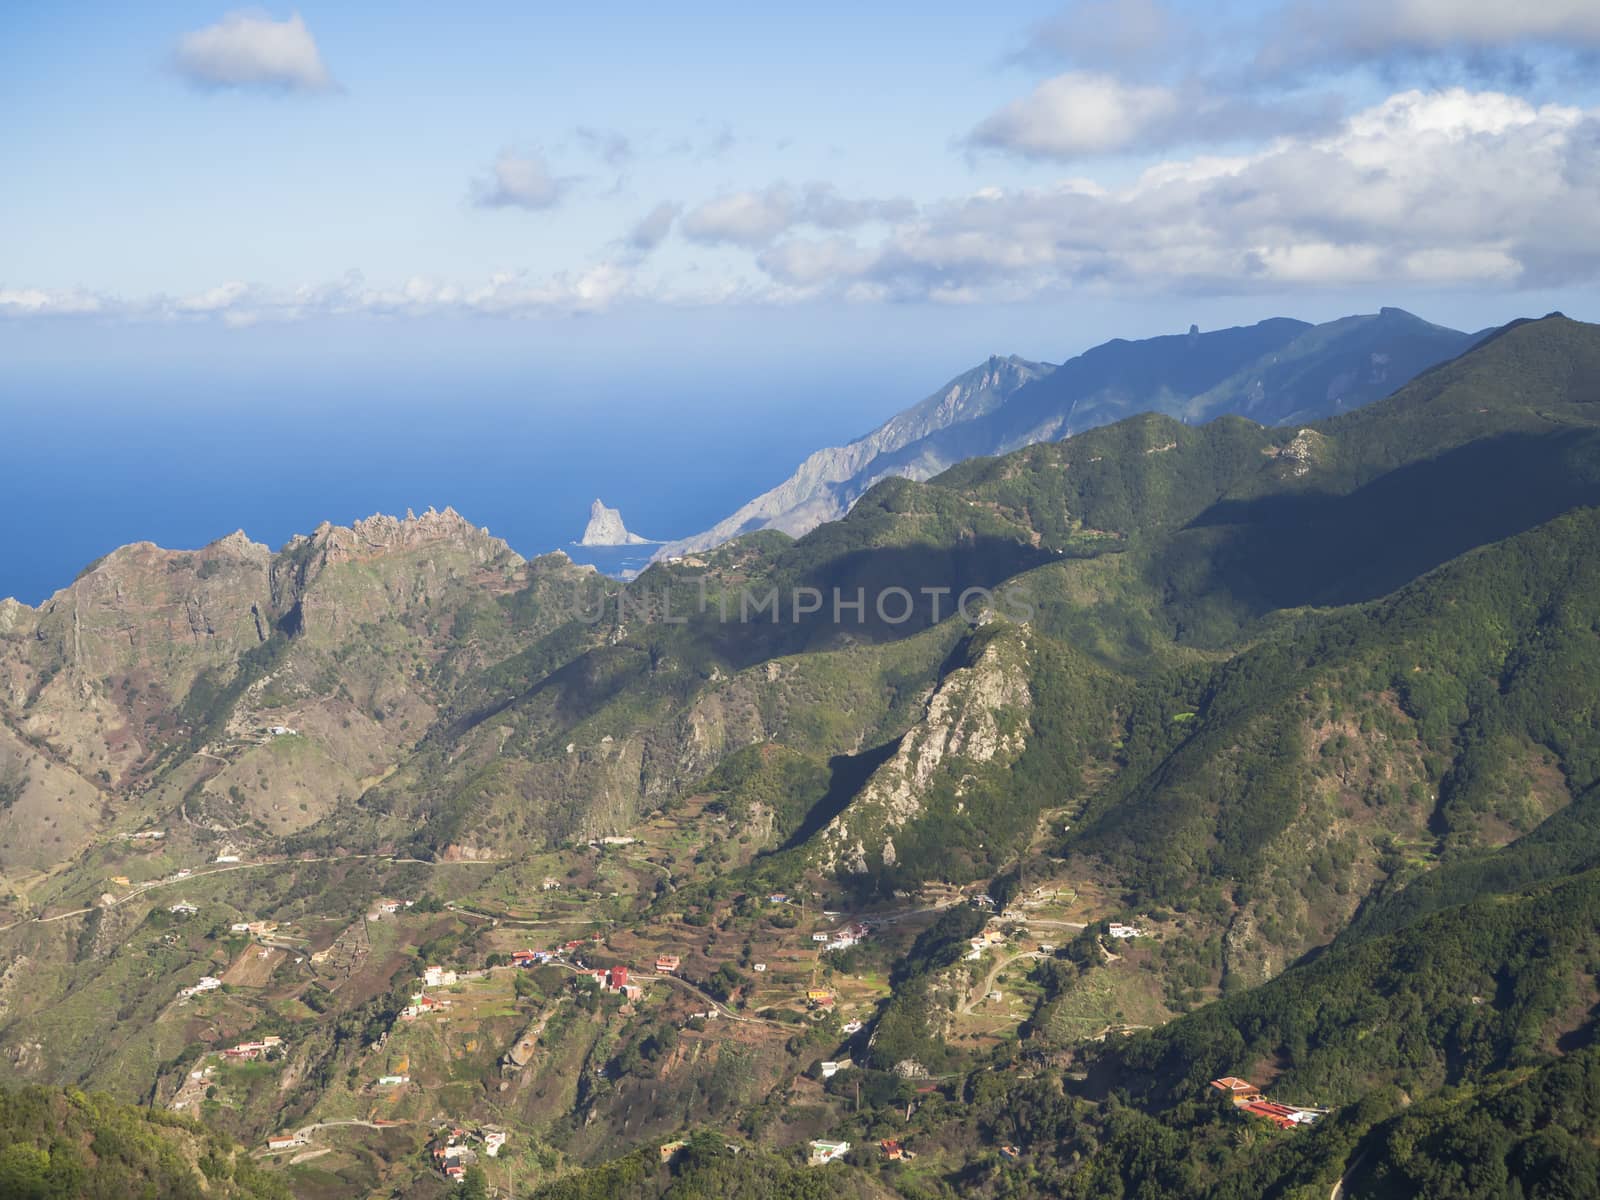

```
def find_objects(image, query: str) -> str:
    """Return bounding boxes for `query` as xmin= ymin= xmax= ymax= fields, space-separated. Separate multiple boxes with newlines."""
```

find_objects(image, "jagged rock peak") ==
xmin=293 ymin=506 xmax=519 ymax=564
xmin=579 ymin=499 xmax=653 ymax=546
xmin=202 ymin=530 xmax=271 ymax=561
xmin=0 ymin=596 xmax=34 ymax=633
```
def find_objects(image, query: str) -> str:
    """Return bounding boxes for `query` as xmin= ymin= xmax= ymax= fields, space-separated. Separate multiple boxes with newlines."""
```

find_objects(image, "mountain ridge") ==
xmin=653 ymin=354 xmax=1053 ymax=559
xmin=653 ymin=307 xmax=1475 ymax=564
xmin=1 ymin=311 xmax=1597 ymax=1200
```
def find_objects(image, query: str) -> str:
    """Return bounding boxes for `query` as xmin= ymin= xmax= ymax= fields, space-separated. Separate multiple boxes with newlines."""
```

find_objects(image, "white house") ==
xmin=808 ymin=1140 xmax=850 ymax=1165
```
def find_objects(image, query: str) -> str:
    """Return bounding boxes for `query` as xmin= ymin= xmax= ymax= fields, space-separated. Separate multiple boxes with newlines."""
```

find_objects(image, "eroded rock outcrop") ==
xmin=818 ymin=624 xmax=1033 ymax=876
xmin=578 ymin=499 xmax=653 ymax=546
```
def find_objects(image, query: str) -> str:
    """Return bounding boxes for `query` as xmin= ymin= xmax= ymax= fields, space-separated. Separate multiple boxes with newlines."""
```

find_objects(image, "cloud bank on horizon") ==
xmin=5 ymin=1 xmax=1600 ymax=327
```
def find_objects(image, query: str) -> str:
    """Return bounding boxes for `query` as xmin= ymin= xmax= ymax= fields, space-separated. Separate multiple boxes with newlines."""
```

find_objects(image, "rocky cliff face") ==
xmin=818 ymin=622 xmax=1033 ymax=877
xmin=0 ymin=508 xmax=591 ymax=871
xmin=272 ymin=506 xmax=523 ymax=644
xmin=579 ymin=499 xmax=652 ymax=546
xmin=653 ymin=356 xmax=1053 ymax=559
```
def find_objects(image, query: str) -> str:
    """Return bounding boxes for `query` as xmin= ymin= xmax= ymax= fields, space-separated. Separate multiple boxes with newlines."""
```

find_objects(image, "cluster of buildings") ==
xmin=178 ymin=975 xmax=222 ymax=1001
xmin=820 ymin=921 xmax=869 ymax=952
xmin=968 ymin=927 xmax=1010 ymax=959
xmin=1210 ymin=1077 xmax=1326 ymax=1129
xmin=223 ymin=1035 xmax=283 ymax=1061
xmin=422 ymin=965 xmax=458 ymax=988
xmin=803 ymin=913 xmax=871 ymax=949
xmin=429 ymin=1128 xmax=477 ymax=1181
xmin=428 ymin=1125 xmax=507 ymax=1180
xmin=400 ymin=992 xmax=453 ymax=1021
xmin=369 ymin=898 xmax=413 ymax=918
xmin=1108 ymin=922 xmax=1147 ymax=940
xmin=579 ymin=964 xmax=642 ymax=999
xmin=229 ymin=919 xmax=278 ymax=937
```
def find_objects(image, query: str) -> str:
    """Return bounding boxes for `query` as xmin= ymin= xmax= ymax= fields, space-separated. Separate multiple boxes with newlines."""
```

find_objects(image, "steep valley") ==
xmin=3 ymin=315 xmax=1600 ymax=1198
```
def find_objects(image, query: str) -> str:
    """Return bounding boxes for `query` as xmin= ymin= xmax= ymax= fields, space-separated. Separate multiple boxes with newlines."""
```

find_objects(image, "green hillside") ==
xmin=0 ymin=1084 xmax=288 ymax=1200
xmin=3 ymin=314 xmax=1600 ymax=1198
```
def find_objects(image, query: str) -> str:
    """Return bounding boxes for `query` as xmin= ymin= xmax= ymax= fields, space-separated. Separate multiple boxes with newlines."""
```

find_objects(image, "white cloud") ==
xmin=768 ymin=90 xmax=1600 ymax=298
xmin=575 ymin=126 xmax=633 ymax=166
xmin=969 ymin=70 xmax=1345 ymax=160
xmin=173 ymin=10 xmax=336 ymax=93
xmin=681 ymin=182 xmax=913 ymax=247
xmin=1307 ymin=0 xmax=1600 ymax=52
xmin=473 ymin=150 xmax=571 ymax=211
xmin=1018 ymin=0 xmax=1182 ymax=70
xmin=624 ymin=203 xmax=680 ymax=254
xmin=681 ymin=188 xmax=797 ymax=247
xmin=10 ymin=91 xmax=1599 ymax=322
xmin=1264 ymin=0 xmax=1600 ymax=73
xmin=757 ymin=237 xmax=878 ymax=287
xmin=0 ymin=287 xmax=105 ymax=316
xmin=969 ymin=71 xmax=1180 ymax=158
xmin=0 ymin=265 xmax=652 ymax=327
xmin=175 ymin=280 xmax=256 ymax=313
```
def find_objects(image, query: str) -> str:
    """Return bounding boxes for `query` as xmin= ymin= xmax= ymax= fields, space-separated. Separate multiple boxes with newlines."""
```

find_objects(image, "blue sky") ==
xmin=4 ymin=0 xmax=1599 ymax=359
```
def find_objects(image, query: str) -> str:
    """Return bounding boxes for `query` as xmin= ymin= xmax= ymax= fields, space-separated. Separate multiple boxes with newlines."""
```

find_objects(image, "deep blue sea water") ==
xmin=0 ymin=356 xmax=929 ymax=605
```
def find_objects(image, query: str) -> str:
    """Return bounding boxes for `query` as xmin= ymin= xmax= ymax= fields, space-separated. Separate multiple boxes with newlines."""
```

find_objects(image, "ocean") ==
xmin=0 ymin=358 xmax=921 ymax=605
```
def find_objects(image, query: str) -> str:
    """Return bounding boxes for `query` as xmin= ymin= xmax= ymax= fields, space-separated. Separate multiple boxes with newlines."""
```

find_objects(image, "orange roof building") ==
xmin=1241 ymin=1100 xmax=1298 ymax=1129
xmin=1210 ymin=1077 xmax=1261 ymax=1101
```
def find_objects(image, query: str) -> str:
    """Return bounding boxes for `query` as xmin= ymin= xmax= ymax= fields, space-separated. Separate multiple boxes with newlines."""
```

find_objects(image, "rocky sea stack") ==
xmin=578 ymin=498 xmax=654 ymax=546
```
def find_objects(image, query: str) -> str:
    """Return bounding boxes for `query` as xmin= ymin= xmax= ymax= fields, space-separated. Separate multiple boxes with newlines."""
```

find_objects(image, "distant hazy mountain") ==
xmin=579 ymin=498 xmax=654 ymax=546
xmin=654 ymin=307 xmax=1473 ymax=561
xmin=652 ymin=355 xmax=1053 ymax=559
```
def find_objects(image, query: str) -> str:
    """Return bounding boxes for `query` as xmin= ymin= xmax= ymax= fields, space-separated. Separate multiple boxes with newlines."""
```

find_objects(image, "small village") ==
xmin=76 ymin=792 xmax=1310 ymax=1195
